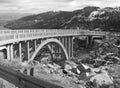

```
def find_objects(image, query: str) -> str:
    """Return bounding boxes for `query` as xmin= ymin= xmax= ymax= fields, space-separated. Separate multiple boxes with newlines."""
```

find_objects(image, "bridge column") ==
xmin=71 ymin=37 xmax=74 ymax=58
xmin=86 ymin=36 xmax=89 ymax=48
xmin=19 ymin=42 xmax=22 ymax=61
xmin=36 ymin=39 xmax=42 ymax=48
xmin=59 ymin=37 xmax=63 ymax=59
xmin=33 ymin=40 xmax=37 ymax=51
xmin=68 ymin=37 xmax=71 ymax=58
xmin=24 ymin=41 xmax=32 ymax=75
xmin=10 ymin=44 xmax=14 ymax=60
xmin=27 ymin=40 xmax=37 ymax=76
xmin=24 ymin=41 xmax=30 ymax=61
xmin=88 ymin=36 xmax=93 ymax=46
xmin=62 ymin=37 xmax=67 ymax=55
xmin=64 ymin=37 xmax=68 ymax=52
xmin=7 ymin=45 xmax=10 ymax=60
xmin=66 ymin=37 xmax=69 ymax=58
xmin=61 ymin=37 xmax=65 ymax=46
xmin=7 ymin=44 xmax=14 ymax=60
xmin=86 ymin=36 xmax=93 ymax=47
xmin=58 ymin=37 xmax=63 ymax=54
xmin=57 ymin=37 xmax=61 ymax=53
xmin=69 ymin=37 xmax=73 ymax=58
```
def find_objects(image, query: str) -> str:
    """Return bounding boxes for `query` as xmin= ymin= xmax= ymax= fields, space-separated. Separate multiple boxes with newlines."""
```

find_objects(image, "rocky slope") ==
xmin=4 ymin=6 xmax=120 ymax=32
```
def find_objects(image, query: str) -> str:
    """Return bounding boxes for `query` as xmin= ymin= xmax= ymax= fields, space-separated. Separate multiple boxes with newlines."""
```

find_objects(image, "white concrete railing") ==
xmin=0 ymin=29 xmax=106 ymax=46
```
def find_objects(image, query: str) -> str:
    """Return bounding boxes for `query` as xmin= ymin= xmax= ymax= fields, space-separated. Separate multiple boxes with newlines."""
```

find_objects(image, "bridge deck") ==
xmin=0 ymin=29 xmax=106 ymax=46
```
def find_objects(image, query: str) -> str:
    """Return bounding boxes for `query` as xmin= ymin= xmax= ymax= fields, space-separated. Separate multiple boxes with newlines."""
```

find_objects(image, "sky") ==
xmin=0 ymin=0 xmax=120 ymax=13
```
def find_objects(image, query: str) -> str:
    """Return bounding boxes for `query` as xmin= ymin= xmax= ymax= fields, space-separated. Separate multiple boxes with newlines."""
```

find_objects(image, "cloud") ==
xmin=0 ymin=0 xmax=120 ymax=13
xmin=0 ymin=0 xmax=17 ymax=4
xmin=52 ymin=0 xmax=74 ymax=2
xmin=0 ymin=0 xmax=11 ymax=3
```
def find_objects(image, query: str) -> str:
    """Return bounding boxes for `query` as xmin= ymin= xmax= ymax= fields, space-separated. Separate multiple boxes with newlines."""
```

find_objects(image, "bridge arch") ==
xmin=29 ymin=38 xmax=69 ymax=63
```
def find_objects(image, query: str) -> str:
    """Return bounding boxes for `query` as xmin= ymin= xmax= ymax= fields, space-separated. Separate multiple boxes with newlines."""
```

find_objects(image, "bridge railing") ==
xmin=0 ymin=29 xmax=106 ymax=46
xmin=0 ymin=29 xmax=105 ymax=35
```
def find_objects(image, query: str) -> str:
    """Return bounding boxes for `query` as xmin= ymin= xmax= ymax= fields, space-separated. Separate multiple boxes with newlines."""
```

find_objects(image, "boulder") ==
xmin=90 ymin=70 xmax=113 ymax=86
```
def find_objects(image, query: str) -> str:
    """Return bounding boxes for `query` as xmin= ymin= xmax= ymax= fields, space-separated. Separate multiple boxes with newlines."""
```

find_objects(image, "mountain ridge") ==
xmin=4 ymin=6 xmax=120 ymax=32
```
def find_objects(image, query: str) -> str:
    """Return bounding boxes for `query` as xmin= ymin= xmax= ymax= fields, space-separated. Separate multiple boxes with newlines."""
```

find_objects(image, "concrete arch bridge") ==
xmin=0 ymin=29 xmax=108 ymax=75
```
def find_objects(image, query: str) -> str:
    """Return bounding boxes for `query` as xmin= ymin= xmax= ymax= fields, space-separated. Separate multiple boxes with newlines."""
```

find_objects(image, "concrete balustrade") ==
xmin=0 ymin=29 xmax=106 ymax=46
